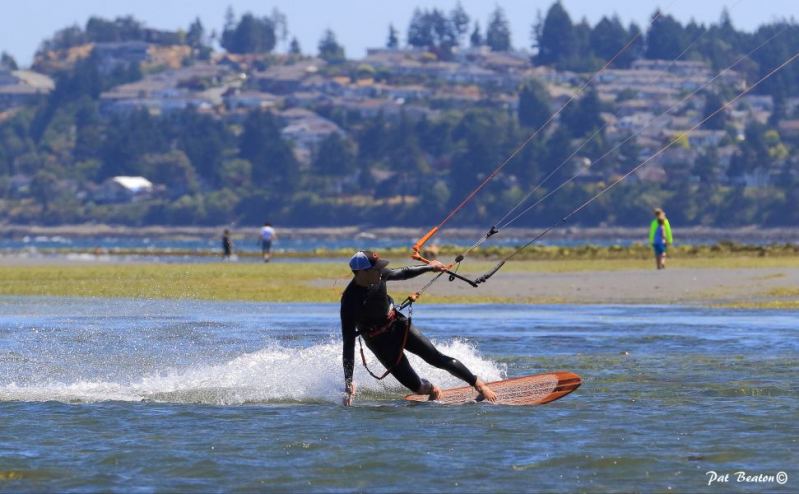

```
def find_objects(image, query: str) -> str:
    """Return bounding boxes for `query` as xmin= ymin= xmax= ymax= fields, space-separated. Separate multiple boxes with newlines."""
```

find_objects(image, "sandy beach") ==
xmin=382 ymin=265 xmax=799 ymax=306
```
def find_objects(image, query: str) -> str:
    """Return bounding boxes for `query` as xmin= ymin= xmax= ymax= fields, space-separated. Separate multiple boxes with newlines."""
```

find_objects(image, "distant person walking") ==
xmin=260 ymin=222 xmax=276 ymax=262
xmin=649 ymin=208 xmax=673 ymax=270
xmin=222 ymin=229 xmax=233 ymax=260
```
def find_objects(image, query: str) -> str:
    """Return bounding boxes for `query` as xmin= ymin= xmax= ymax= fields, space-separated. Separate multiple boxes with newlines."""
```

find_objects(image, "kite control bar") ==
xmin=411 ymin=226 xmax=478 ymax=288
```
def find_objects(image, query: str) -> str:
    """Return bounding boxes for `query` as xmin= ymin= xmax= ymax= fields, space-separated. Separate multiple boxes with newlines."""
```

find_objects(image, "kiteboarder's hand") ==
xmin=429 ymin=260 xmax=447 ymax=272
xmin=343 ymin=382 xmax=356 ymax=406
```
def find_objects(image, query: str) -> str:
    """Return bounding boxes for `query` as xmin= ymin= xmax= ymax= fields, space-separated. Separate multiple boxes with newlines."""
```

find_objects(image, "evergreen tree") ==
xmin=313 ymin=133 xmax=357 ymax=176
xmin=30 ymin=171 xmax=59 ymax=212
xmin=99 ymin=110 xmax=168 ymax=178
xmin=749 ymin=22 xmax=799 ymax=100
xmin=450 ymin=110 xmax=506 ymax=203
xmin=289 ymin=37 xmax=302 ymax=55
xmin=140 ymin=150 xmax=198 ymax=197
xmin=221 ymin=13 xmax=277 ymax=54
xmin=615 ymin=132 xmax=641 ymax=170
xmin=695 ymin=147 xmax=721 ymax=185
xmin=407 ymin=8 xmax=457 ymax=59
xmin=625 ymin=23 xmax=645 ymax=65
xmin=518 ymin=79 xmax=551 ymax=128
xmin=219 ymin=158 xmax=252 ymax=190
xmin=701 ymin=91 xmax=728 ymax=130
xmin=387 ymin=24 xmax=399 ymax=49
xmin=570 ymin=18 xmax=596 ymax=70
xmin=318 ymin=29 xmax=346 ymax=63
xmin=239 ymin=110 xmax=298 ymax=191
xmin=408 ymin=8 xmax=432 ymax=48
xmin=450 ymin=2 xmax=471 ymax=43
xmin=85 ymin=16 xmax=144 ymax=43
xmin=171 ymin=109 xmax=234 ymax=183
xmin=187 ymin=18 xmax=205 ymax=48
xmin=727 ymin=122 xmax=770 ymax=181
xmin=223 ymin=6 xmax=236 ymax=36
xmin=536 ymin=2 xmax=576 ymax=66
xmin=38 ymin=25 xmax=87 ymax=53
xmin=74 ymin=97 xmax=103 ymax=162
xmin=0 ymin=52 xmax=18 ymax=70
xmin=388 ymin=112 xmax=430 ymax=179
xmin=717 ymin=8 xmax=741 ymax=50
xmin=270 ymin=8 xmax=289 ymax=45
xmin=486 ymin=6 xmax=512 ymax=51
xmin=357 ymin=113 xmax=389 ymax=161
xmin=561 ymin=87 xmax=603 ymax=137
xmin=416 ymin=115 xmax=455 ymax=158
xmin=470 ymin=22 xmax=483 ymax=47
xmin=544 ymin=126 xmax=576 ymax=183
xmin=590 ymin=16 xmax=629 ymax=67
xmin=646 ymin=10 xmax=687 ymax=59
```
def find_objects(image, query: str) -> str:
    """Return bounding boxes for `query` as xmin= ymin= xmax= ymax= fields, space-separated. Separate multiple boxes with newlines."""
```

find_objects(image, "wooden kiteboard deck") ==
xmin=404 ymin=371 xmax=582 ymax=406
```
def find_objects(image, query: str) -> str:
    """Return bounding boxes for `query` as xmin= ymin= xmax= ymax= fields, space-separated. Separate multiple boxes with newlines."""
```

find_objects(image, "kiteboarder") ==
xmin=340 ymin=250 xmax=497 ymax=406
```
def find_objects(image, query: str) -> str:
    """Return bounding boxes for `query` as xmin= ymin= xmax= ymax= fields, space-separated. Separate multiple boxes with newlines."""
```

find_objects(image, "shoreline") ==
xmin=2 ymin=223 xmax=799 ymax=243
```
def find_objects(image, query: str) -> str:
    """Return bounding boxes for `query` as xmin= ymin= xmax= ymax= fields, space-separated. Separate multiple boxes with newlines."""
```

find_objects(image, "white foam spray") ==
xmin=0 ymin=338 xmax=505 ymax=405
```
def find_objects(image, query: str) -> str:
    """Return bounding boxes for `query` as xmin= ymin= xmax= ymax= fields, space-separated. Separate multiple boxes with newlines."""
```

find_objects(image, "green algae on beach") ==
xmin=2 ymin=256 xmax=799 ymax=306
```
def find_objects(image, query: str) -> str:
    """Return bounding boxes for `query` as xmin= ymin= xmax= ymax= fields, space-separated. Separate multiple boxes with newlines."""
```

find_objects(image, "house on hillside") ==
xmin=666 ymin=129 xmax=727 ymax=149
xmin=92 ymin=41 xmax=150 ymax=74
xmin=277 ymin=109 xmax=346 ymax=164
xmin=631 ymin=59 xmax=710 ymax=77
xmin=0 ymin=69 xmax=54 ymax=110
xmin=328 ymin=96 xmax=433 ymax=120
xmin=94 ymin=176 xmax=154 ymax=203
xmin=223 ymin=88 xmax=282 ymax=111
xmin=99 ymin=63 xmax=233 ymax=115
xmin=253 ymin=60 xmax=325 ymax=94
xmin=778 ymin=119 xmax=799 ymax=140
xmin=455 ymin=46 xmax=530 ymax=73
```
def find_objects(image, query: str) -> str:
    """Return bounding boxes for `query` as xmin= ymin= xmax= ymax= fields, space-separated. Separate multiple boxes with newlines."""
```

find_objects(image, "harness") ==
xmin=356 ymin=306 xmax=412 ymax=380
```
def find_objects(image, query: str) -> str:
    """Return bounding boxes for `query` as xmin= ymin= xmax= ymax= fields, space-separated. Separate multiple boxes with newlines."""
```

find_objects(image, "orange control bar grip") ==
xmin=411 ymin=227 xmax=439 ymax=264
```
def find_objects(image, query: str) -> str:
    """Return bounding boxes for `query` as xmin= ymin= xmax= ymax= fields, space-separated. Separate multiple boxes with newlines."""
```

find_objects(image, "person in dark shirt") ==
xmin=222 ymin=229 xmax=233 ymax=259
xmin=340 ymin=250 xmax=497 ymax=406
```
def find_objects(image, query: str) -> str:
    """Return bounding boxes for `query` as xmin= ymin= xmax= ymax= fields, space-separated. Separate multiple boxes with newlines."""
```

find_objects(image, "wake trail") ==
xmin=0 ymin=339 xmax=505 ymax=405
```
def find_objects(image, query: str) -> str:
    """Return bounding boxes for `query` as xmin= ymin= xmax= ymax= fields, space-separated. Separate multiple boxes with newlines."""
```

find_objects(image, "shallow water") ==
xmin=0 ymin=298 xmax=796 ymax=492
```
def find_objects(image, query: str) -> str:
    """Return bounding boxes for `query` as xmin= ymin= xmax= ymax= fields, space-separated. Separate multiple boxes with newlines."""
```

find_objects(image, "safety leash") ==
xmin=358 ymin=305 xmax=413 ymax=380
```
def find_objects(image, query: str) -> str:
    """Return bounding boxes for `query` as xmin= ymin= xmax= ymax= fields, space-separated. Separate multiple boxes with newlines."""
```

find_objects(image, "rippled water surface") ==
xmin=0 ymin=298 xmax=796 ymax=492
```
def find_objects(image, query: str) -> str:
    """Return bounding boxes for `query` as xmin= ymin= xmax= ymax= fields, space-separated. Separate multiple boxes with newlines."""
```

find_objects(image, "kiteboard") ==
xmin=404 ymin=371 xmax=581 ymax=406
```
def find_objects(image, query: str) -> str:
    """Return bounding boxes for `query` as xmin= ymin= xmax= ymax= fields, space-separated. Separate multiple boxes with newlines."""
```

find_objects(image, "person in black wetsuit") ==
xmin=340 ymin=250 xmax=497 ymax=406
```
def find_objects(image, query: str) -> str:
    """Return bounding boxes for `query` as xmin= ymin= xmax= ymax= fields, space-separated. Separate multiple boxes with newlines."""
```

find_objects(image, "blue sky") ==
xmin=1 ymin=0 xmax=797 ymax=67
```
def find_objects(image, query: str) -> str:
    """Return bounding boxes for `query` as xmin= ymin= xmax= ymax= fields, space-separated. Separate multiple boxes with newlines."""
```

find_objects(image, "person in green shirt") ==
xmin=649 ymin=208 xmax=673 ymax=269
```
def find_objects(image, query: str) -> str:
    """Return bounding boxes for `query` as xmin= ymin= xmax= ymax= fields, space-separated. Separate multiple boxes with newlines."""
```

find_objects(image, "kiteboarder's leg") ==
xmin=404 ymin=323 xmax=497 ymax=402
xmin=364 ymin=332 xmax=441 ymax=399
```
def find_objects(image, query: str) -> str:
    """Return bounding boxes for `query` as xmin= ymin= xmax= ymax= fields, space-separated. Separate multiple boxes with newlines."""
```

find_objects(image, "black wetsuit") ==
xmin=340 ymin=265 xmax=477 ymax=392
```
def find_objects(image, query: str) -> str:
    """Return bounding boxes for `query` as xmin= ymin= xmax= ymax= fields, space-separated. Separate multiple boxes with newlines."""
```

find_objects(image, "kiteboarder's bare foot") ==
xmin=428 ymin=385 xmax=442 ymax=401
xmin=475 ymin=379 xmax=497 ymax=403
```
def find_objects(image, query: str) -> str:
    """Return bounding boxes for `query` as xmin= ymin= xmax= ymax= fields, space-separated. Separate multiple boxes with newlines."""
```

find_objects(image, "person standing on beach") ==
xmin=222 ymin=229 xmax=233 ymax=260
xmin=260 ymin=222 xmax=276 ymax=262
xmin=649 ymin=208 xmax=673 ymax=269
xmin=340 ymin=250 xmax=497 ymax=406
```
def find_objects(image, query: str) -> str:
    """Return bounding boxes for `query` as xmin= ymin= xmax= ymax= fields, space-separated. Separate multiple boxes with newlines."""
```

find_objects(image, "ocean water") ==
xmin=5 ymin=231 xmax=791 ymax=255
xmin=0 ymin=298 xmax=796 ymax=492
